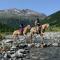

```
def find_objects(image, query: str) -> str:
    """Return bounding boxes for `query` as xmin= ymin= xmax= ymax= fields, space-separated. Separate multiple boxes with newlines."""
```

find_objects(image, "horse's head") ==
xmin=45 ymin=24 xmax=49 ymax=29
xmin=42 ymin=23 xmax=49 ymax=30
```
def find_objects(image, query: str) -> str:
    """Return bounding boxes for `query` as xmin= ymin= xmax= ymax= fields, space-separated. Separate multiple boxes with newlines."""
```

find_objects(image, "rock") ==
xmin=4 ymin=39 xmax=13 ymax=43
xmin=11 ymin=49 xmax=27 ymax=58
xmin=27 ymin=44 xmax=33 ymax=48
xmin=25 ymin=50 xmax=30 ymax=53
xmin=52 ymin=43 xmax=58 ymax=47
xmin=17 ymin=44 xmax=28 ymax=49
xmin=11 ymin=53 xmax=16 ymax=58
xmin=47 ymin=42 xmax=52 ymax=46
xmin=6 ymin=54 xmax=11 ymax=58
xmin=15 ymin=49 xmax=25 ymax=55
xmin=27 ymin=44 xmax=32 ymax=47
xmin=4 ymin=53 xmax=11 ymax=59
xmin=15 ymin=52 xmax=24 ymax=58
xmin=10 ymin=51 xmax=15 ymax=55
xmin=9 ymin=46 xmax=16 ymax=55
xmin=31 ymin=43 xmax=35 ymax=48
xmin=11 ymin=51 xmax=24 ymax=58
xmin=40 ymin=43 xmax=48 ymax=48
xmin=35 ymin=43 xmax=40 ymax=48
xmin=58 ymin=43 xmax=60 ymax=47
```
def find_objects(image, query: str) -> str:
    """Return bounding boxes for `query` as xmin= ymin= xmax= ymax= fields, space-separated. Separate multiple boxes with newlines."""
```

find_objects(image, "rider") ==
xmin=19 ymin=23 xmax=24 ymax=35
xmin=35 ymin=18 xmax=42 ymax=34
xmin=35 ymin=18 xmax=40 ymax=26
xmin=35 ymin=18 xmax=45 ymax=45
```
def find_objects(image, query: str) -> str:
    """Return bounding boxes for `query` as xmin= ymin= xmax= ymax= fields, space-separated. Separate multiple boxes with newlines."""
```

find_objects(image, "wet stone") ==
xmin=1 ymin=32 xmax=60 ymax=60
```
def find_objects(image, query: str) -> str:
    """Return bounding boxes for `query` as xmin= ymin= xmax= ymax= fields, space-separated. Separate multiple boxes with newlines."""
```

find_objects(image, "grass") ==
xmin=46 ymin=27 xmax=60 ymax=32
xmin=0 ymin=27 xmax=60 ymax=36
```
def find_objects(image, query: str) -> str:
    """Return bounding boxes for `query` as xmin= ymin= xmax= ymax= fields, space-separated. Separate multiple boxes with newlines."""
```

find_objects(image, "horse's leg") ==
xmin=29 ymin=32 xmax=33 ymax=44
xmin=12 ymin=34 xmax=16 ymax=41
xmin=23 ymin=34 xmax=27 ymax=44
xmin=41 ymin=29 xmax=45 ymax=43
xmin=41 ymin=37 xmax=44 ymax=43
xmin=40 ymin=33 xmax=44 ymax=44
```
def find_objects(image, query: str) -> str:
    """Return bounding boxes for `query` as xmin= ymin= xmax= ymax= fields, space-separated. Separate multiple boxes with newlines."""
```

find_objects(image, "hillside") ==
xmin=0 ymin=8 xmax=60 ymax=32
xmin=42 ymin=11 xmax=60 ymax=31
xmin=0 ymin=8 xmax=46 ymax=27
xmin=0 ymin=23 xmax=14 ymax=32
xmin=0 ymin=8 xmax=46 ymax=33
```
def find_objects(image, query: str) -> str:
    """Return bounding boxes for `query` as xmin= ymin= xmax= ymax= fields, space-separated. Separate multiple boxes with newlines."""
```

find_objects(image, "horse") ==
xmin=30 ymin=23 xmax=49 ymax=43
xmin=41 ymin=24 xmax=49 ymax=36
xmin=23 ymin=25 xmax=31 ymax=35
xmin=30 ymin=23 xmax=49 ymax=35
xmin=12 ymin=25 xmax=31 ymax=40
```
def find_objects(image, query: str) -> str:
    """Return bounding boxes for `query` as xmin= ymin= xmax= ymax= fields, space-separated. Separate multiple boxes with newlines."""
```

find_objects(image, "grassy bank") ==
xmin=0 ymin=26 xmax=60 ymax=35
xmin=46 ymin=27 xmax=60 ymax=32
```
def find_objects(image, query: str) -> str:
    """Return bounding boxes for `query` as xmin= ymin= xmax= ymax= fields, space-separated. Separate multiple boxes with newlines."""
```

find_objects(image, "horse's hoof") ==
xmin=31 ymin=43 xmax=35 ymax=48
xmin=40 ymin=43 xmax=48 ymax=48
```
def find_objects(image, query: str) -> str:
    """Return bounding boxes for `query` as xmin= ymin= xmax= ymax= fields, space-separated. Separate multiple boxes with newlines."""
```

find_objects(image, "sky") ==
xmin=0 ymin=0 xmax=60 ymax=16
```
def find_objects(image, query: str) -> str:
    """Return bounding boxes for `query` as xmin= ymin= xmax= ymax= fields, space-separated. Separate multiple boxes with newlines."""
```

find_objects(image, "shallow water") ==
xmin=29 ymin=47 xmax=60 ymax=60
xmin=15 ymin=47 xmax=60 ymax=60
xmin=0 ymin=47 xmax=60 ymax=60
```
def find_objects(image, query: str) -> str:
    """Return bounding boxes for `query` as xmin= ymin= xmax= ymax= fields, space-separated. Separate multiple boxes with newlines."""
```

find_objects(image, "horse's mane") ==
xmin=42 ymin=23 xmax=49 ymax=27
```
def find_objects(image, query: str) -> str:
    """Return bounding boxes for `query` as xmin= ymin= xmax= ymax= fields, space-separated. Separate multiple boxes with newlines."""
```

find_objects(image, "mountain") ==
xmin=0 ymin=8 xmax=46 ymax=17
xmin=42 ymin=11 xmax=60 ymax=31
xmin=0 ymin=8 xmax=46 ymax=32
xmin=0 ymin=8 xmax=46 ymax=26
xmin=0 ymin=8 xmax=60 ymax=32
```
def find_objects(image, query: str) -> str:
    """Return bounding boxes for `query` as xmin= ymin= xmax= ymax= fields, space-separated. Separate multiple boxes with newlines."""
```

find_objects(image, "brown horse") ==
xmin=23 ymin=25 xmax=31 ymax=35
xmin=30 ymin=24 xmax=49 ymax=43
xmin=12 ymin=25 xmax=31 ymax=40
xmin=30 ymin=24 xmax=49 ymax=35
xmin=41 ymin=24 xmax=49 ymax=36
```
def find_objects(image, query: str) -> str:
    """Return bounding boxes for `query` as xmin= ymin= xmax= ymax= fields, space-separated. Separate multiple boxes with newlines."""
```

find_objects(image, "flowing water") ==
xmin=26 ymin=32 xmax=60 ymax=60
xmin=27 ymin=47 xmax=60 ymax=60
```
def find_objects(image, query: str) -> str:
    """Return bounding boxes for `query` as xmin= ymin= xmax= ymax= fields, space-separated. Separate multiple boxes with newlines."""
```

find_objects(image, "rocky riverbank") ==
xmin=0 ymin=32 xmax=60 ymax=60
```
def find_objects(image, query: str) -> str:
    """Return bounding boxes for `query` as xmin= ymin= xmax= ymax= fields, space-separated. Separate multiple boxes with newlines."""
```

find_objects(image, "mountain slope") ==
xmin=43 ymin=11 xmax=60 ymax=26
xmin=0 ymin=8 xmax=46 ymax=27
xmin=1 ymin=8 xmax=46 ymax=18
xmin=42 ymin=11 xmax=60 ymax=31
xmin=0 ymin=23 xmax=14 ymax=32
xmin=0 ymin=8 xmax=46 ymax=32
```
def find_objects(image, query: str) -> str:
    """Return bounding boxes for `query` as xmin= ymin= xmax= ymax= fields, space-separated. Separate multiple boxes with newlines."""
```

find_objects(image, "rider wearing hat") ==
xmin=35 ymin=18 xmax=42 ymax=34
xmin=35 ymin=18 xmax=40 ymax=26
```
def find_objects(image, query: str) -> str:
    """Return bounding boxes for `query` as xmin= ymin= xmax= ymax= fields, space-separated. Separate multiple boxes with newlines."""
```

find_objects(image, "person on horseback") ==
xmin=35 ymin=18 xmax=40 ymax=26
xmin=35 ymin=18 xmax=42 ymax=34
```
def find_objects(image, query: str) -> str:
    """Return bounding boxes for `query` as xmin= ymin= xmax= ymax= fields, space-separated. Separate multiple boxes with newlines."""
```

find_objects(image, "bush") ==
xmin=0 ymin=34 xmax=5 ymax=41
